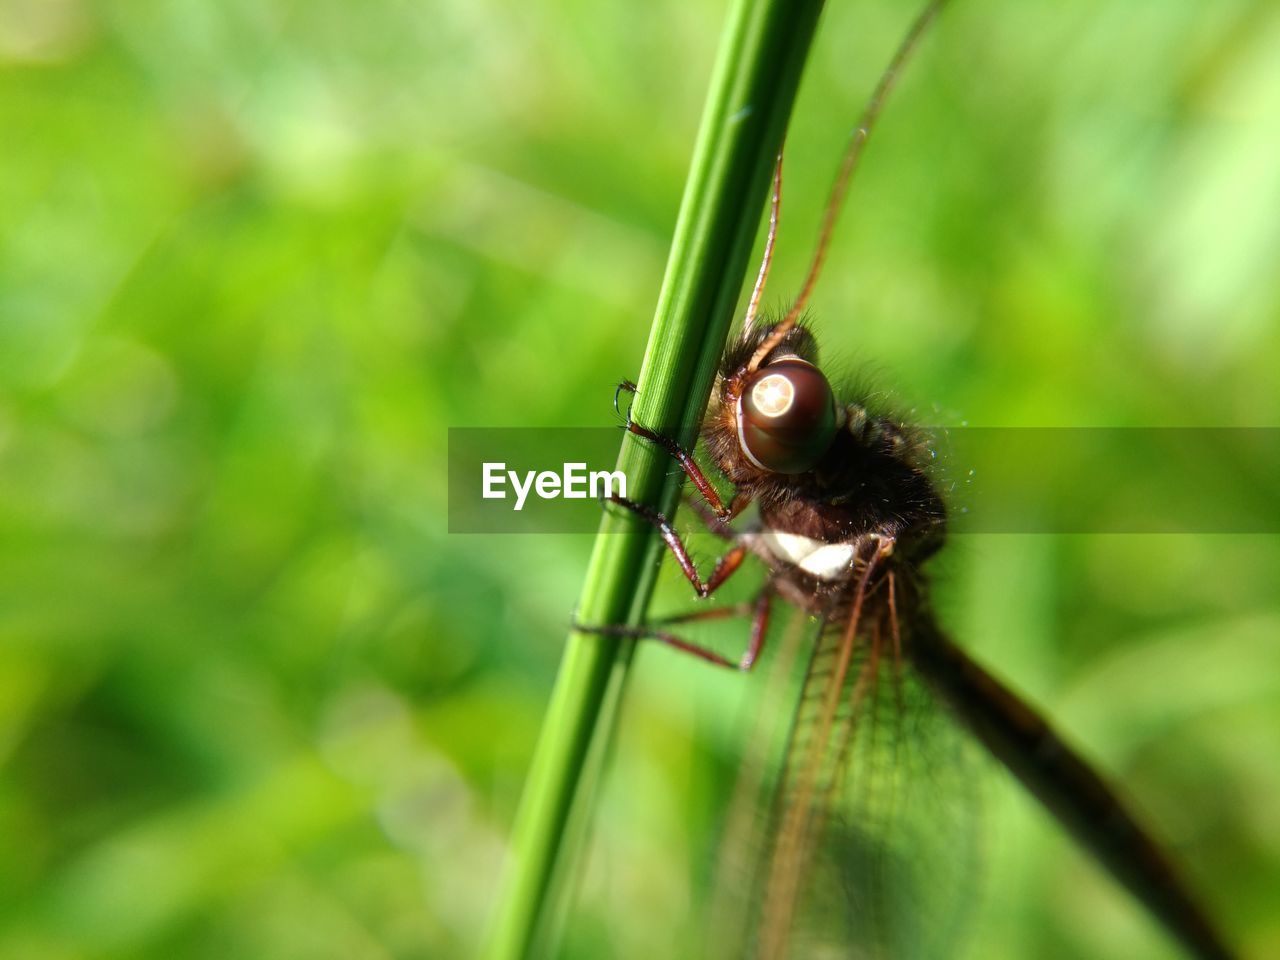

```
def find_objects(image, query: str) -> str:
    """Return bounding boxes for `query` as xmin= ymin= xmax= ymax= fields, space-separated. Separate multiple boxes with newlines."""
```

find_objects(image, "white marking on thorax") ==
xmin=760 ymin=529 xmax=857 ymax=581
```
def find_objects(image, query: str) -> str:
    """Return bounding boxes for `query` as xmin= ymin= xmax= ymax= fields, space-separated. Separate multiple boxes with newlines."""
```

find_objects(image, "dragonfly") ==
xmin=576 ymin=1 xmax=1235 ymax=958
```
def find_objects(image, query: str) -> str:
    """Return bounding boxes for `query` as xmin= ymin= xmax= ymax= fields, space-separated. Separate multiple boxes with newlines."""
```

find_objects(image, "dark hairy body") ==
xmin=574 ymin=0 xmax=1234 ymax=955
xmin=585 ymin=317 xmax=1232 ymax=958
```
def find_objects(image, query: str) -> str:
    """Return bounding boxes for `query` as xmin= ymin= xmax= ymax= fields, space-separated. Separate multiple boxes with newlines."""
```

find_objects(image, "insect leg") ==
xmin=613 ymin=380 xmax=743 ymax=520
xmin=603 ymin=494 xmax=746 ymax=598
xmin=573 ymin=586 xmax=772 ymax=671
xmin=682 ymin=489 xmax=754 ymax=541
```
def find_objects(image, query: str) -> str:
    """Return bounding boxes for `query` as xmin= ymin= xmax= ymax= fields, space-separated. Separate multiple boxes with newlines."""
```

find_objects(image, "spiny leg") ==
xmin=603 ymin=494 xmax=745 ymax=598
xmin=683 ymin=489 xmax=753 ymax=541
xmin=573 ymin=585 xmax=773 ymax=671
xmin=613 ymin=380 xmax=746 ymax=521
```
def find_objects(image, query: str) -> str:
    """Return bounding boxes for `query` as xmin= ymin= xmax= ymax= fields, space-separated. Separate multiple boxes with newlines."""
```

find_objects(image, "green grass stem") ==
xmin=484 ymin=1 xmax=826 ymax=957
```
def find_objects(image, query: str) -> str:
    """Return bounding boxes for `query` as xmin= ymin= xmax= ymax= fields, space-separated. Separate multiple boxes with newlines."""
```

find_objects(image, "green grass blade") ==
xmin=484 ymin=0 xmax=827 ymax=957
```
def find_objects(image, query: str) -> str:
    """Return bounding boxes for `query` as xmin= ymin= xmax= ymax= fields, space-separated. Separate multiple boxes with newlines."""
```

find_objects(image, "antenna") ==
xmin=747 ymin=0 xmax=950 ymax=372
xmin=744 ymin=152 xmax=784 ymax=331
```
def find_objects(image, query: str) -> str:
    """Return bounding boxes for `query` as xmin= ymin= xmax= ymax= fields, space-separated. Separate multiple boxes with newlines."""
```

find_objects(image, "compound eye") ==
xmin=737 ymin=358 xmax=837 ymax=474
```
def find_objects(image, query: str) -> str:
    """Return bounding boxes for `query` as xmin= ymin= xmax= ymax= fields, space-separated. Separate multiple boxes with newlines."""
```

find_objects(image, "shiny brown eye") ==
xmin=736 ymin=358 xmax=838 ymax=474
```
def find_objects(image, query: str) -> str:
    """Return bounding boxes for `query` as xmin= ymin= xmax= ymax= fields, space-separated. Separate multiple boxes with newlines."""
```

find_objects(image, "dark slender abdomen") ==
xmin=908 ymin=612 xmax=1234 ymax=960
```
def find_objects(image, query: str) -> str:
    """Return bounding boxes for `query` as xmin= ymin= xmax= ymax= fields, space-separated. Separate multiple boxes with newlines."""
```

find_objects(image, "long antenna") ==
xmin=747 ymin=0 xmax=949 ymax=372
xmin=744 ymin=152 xmax=784 ymax=330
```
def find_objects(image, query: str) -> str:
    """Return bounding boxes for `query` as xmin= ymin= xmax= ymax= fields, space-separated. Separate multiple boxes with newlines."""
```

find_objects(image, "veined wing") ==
xmin=712 ymin=567 xmax=982 ymax=960
xmin=711 ymin=589 xmax=1234 ymax=960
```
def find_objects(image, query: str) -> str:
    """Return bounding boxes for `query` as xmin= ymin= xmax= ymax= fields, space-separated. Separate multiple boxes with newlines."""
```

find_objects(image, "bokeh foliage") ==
xmin=1 ymin=1 xmax=1278 ymax=958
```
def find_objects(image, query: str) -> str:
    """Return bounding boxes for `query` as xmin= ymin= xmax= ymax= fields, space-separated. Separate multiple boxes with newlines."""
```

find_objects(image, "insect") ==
xmin=575 ymin=1 xmax=1235 ymax=957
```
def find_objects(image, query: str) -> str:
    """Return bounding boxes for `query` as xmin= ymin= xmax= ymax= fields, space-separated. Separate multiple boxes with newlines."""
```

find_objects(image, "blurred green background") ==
xmin=2 ymin=0 xmax=1278 ymax=958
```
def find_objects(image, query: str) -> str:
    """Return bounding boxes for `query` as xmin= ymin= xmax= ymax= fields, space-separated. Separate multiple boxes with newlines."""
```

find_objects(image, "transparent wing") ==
xmin=711 ymin=582 xmax=983 ymax=960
